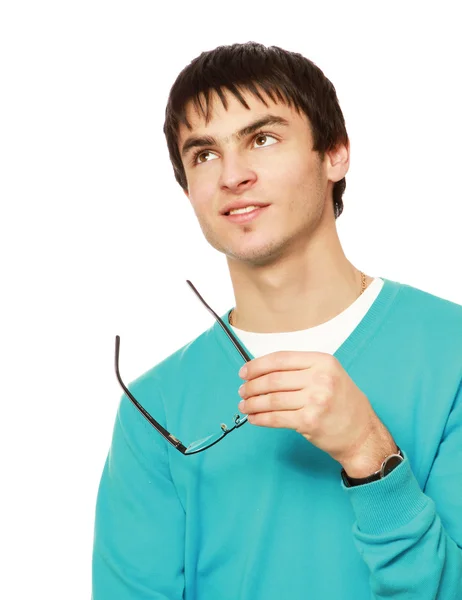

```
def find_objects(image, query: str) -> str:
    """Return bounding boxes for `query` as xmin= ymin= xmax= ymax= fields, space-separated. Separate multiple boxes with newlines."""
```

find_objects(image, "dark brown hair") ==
xmin=163 ymin=42 xmax=349 ymax=219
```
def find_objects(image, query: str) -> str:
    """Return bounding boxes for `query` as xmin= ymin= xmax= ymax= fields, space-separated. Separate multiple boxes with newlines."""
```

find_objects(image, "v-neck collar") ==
xmin=211 ymin=277 xmax=402 ymax=370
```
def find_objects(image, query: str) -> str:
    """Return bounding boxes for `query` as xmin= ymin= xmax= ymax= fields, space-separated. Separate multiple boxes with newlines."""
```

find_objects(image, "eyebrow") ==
xmin=180 ymin=114 xmax=290 ymax=160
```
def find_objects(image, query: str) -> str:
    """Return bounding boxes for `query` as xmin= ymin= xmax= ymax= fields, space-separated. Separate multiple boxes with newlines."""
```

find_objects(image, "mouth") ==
xmin=223 ymin=205 xmax=270 ymax=224
xmin=222 ymin=203 xmax=270 ymax=216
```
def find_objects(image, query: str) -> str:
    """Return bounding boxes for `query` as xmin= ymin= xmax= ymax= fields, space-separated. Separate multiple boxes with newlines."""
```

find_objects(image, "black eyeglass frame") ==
xmin=114 ymin=280 xmax=252 ymax=455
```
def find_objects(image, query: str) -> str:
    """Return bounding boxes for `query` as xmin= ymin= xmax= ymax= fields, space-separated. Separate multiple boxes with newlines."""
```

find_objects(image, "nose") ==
xmin=218 ymin=155 xmax=257 ymax=194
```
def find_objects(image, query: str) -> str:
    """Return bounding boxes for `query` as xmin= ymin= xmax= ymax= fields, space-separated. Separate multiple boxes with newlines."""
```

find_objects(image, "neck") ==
xmin=229 ymin=267 xmax=370 ymax=332
xmin=226 ymin=225 xmax=371 ymax=333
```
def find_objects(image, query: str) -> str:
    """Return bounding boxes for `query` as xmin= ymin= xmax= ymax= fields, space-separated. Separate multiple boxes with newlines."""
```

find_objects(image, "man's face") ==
xmin=178 ymin=87 xmax=339 ymax=267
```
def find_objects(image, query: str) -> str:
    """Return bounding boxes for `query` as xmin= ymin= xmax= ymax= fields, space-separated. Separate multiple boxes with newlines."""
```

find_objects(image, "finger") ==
xmin=242 ymin=350 xmax=328 ymax=381
xmin=247 ymin=409 xmax=300 ymax=429
xmin=240 ymin=391 xmax=303 ymax=415
xmin=239 ymin=369 xmax=307 ymax=400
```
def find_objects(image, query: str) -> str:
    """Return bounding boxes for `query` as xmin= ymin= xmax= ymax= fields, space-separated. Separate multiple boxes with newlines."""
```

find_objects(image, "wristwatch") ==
xmin=341 ymin=446 xmax=404 ymax=487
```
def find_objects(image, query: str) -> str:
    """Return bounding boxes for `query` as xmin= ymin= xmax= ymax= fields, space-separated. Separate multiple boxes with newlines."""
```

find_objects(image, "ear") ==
xmin=325 ymin=141 xmax=350 ymax=183
xmin=183 ymin=188 xmax=189 ymax=199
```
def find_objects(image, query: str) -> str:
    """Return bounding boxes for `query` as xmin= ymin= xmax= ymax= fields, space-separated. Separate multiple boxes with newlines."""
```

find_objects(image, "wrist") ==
xmin=340 ymin=432 xmax=399 ymax=479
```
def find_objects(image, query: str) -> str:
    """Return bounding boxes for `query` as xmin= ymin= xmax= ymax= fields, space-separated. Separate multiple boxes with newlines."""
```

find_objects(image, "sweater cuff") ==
xmin=341 ymin=449 xmax=430 ymax=535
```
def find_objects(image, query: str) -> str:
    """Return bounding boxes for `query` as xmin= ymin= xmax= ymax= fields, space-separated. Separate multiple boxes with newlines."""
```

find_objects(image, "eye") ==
xmin=191 ymin=132 xmax=278 ymax=166
xmin=253 ymin=133 xmax=278 ymax=148
xmin=192 ymin=149 xmax=217 ymax=166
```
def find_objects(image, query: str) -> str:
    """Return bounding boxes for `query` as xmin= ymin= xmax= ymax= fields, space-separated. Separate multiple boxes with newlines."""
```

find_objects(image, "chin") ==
xmin=225 ymin=240 xmax=286 ymax=267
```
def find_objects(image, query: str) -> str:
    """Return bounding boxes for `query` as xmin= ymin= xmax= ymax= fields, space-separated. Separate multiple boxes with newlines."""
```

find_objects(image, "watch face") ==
xmin=383 ymin=454 xmax=403 ymax=476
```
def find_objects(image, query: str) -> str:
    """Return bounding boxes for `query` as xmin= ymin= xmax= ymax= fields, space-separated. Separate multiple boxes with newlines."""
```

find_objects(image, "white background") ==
xmin=1 ymin=1 xmax=461 ymax=598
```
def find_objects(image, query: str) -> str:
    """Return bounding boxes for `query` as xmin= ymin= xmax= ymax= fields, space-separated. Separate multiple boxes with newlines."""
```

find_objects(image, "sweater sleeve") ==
xmin=92 ymin=386 xmax=185 ymax=600
xmin=341 ymin=380 xmax=462 ymax=599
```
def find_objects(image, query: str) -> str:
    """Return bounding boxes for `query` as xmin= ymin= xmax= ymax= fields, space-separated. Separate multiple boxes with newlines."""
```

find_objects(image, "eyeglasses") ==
xmin=114 ymin=280 xmax=252 ymax=455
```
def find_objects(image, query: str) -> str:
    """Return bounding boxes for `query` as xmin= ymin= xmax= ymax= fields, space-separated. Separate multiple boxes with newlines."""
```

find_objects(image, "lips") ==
xmin=222 ymin=203 xmax=270 ymax=216
xmin=223 ymin=205 xmax=269 ymax=224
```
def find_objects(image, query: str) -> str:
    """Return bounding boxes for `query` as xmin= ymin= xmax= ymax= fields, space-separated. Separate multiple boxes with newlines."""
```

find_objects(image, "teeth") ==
xmin=228 ymin=205 xmax=260 ymax=215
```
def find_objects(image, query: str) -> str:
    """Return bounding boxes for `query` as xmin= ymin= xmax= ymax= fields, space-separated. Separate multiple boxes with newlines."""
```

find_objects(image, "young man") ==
xmin=92 ymin=42 xmax=462 ymax=599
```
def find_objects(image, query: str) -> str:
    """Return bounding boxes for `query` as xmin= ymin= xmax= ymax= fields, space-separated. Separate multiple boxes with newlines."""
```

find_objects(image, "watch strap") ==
xmin=341 ymin=446 xmax=404 ymax=487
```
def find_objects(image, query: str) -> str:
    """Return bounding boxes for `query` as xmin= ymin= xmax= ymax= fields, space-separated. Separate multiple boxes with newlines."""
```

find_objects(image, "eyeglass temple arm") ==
xmin=185 ymin=280 xmax=252 ymax=363
xmin=114 ymin=335 xmax=188 ymax=454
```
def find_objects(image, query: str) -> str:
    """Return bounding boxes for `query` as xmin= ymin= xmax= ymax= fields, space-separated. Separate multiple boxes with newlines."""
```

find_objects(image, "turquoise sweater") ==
xmin=92 ymin=278 xmax=462 ymax=599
